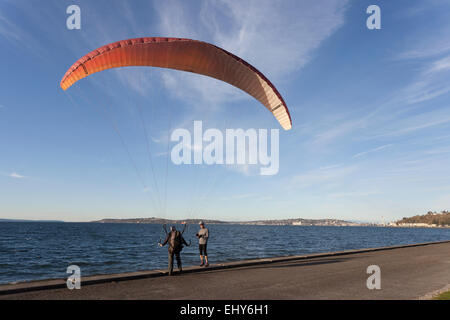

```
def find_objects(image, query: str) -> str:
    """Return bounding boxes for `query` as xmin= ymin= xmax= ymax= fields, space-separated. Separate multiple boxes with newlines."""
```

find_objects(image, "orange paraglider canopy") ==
xmin=61 ymin=37 xmax=292 ymax=130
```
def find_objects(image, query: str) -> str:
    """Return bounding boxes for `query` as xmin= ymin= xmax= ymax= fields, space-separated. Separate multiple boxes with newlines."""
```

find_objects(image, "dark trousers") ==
xmin=168 ymin=250 xmax=182 ymax=275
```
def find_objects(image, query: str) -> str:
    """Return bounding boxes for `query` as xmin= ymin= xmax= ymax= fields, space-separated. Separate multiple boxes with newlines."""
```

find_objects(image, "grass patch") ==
xmin=433 ymin=290 xmax=450 ymax=300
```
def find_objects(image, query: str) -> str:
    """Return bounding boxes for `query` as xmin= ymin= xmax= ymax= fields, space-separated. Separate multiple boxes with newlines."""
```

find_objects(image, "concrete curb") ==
xmin=418 ymin=284 xmax=450 ymax=300
xmin=1 ymin=239 xmax=449 ymax=296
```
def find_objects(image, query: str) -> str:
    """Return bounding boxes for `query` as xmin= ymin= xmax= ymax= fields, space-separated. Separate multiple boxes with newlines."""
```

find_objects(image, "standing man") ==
xmin=159 ymin=226 xmax=188 ymax=276
xmin=196 ymin=221 xmax=209 ymax=267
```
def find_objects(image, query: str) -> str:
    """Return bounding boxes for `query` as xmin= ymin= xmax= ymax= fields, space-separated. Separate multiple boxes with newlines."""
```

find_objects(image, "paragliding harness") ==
xmin=158 ymin=224 xmax=191 ymax=253
xmin=169 ymin=230 xmax=183 ymax=254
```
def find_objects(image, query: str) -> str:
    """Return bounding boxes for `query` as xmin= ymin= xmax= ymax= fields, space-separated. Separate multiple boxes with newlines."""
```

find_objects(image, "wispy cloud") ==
xmin=290 ymin=164 xmax=357 ymax=189
xmin=0 ymin=12 xmax=22 ymax=42
xmin=231 ymin=193 xmax=257 ymax=200
xmin=1 ymin=172 xmax=27 ymax=179
xmin=311 ymin=116 xmax=368 ymax=146
xmin=304 ymin=51 xmax=450 ymax=148
xmin=10 ymin=172 xmax=25 ymax=179
xmin=370 ymin=108 xmax=450 ymax=138
xmin=353 ymin=144 xmax=393 ymax=158
xmin=426 ymin=55 xmax=450 ymax=75
xmin=113 ymin=68 xmax=157 ymax=97
xmin=154 ymin=151 xmax=169 ymax=158
xmin=328 ymin=191 xmax=379 ymax=198
xmin=329 ymin=53 xmax=450 ymax=144
xmin=0 ymin=1 xmax=67 ymax=61
xmin=377 ymin=54 xmax=450 ymax=117
xmin=394 ymin=4 xmax=450 ymax=62
xmin=154 ymin=0 xmax=348 ymax=107
xmin=424 ymin=146 xmax=450 ymax=155
xmin=221 ymin=193 xmax=273 ymax=201
xmin=399 ymin=57 xmax=450 ymax=105
xmin=396 ymin=41 xmax=450 ymax=60
xmin=226 ymin=163 xmax=253 ymax=176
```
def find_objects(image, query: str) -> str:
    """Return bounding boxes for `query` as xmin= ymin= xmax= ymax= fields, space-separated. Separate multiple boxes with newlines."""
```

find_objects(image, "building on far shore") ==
xmin=397 ymin=223 xmax=439 ymax=228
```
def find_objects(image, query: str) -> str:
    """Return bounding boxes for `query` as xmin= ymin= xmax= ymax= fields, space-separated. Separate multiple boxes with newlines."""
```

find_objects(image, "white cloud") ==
xmin=353 ymin=144 xmax=393 ymax=158
xmin=226 ymin=163 xmax=253 ymax=176
xmin=0 ymin=12 xmax=22 ymax=42
xmin=305 ymin=51 xmax=450 ymax=148
xmin=394 ymin=8 xmax=450 ymax=62
xmin=424 ymin=146 xmax=450 ymax=155
xmin=383 ymin=54 xmax=450 ymax=110
xmin=206 ymin=0 xmax=348 ymax=79
xmin=0 ymin=2 xmax=65 ymax=60
xmin=312 ymin=116 xmax=368 ymax=145
xmin=328 ymin=191 xmax=379 ymax=198
xmin=399 ymin=75 xmax=450 ymax=106
xmin=348 ymin=54 xmax=450 ymax=142
xmin=396 ymin=41 xmax=450 ymax=60
xmin=154 ymin=151 xmax=169 ymax=158
xmin=371 ymin=108 xmax=450 ymax=138
xmin=153 ymin=0 xmax=348 ymax=106
xmin=231 ymin=193 xmax=257 ymax=200
xmin=1 ymin=172 xmax=26 ymax=179
xmin=426 ymin=55 xmax=450 ymax=75
xmin=113 ymin=68 xmax=157 ymax=97
xmin=220 ymin=193 xmax=273 ymax=201
xmin=290 ymin=164 xmax=357 ymax=189
xmin=10 ymin=172 xmax=25 ymax=179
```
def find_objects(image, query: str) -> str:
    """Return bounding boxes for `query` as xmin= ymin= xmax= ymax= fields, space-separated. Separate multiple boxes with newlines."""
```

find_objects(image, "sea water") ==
xmin=0 ymin=222 xmax=449 ymax=284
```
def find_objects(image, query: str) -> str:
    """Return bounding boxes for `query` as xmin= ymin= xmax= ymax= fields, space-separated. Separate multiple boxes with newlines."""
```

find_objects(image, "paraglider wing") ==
xmin=60 ymin=37 xmax=292 ymax=130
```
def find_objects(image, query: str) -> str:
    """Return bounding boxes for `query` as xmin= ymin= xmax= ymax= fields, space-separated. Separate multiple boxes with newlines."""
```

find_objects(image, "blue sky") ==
xmin=1 ymin=0 xmax=450 ymax=223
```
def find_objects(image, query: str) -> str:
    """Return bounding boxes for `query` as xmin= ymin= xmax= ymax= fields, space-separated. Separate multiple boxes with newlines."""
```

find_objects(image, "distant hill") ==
xmin=396 ymin=211 xmax=450 ymax=227
xmin=91 ymin=217 xmax=367 ymax=226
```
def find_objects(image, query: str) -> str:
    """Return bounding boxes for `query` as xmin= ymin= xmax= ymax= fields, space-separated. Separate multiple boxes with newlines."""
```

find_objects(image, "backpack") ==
xmin=169 ymin=231 xmax=183 ymax=253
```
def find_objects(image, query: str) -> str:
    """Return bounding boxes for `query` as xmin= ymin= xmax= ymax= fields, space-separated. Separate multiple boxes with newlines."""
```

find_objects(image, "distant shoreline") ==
xmin=90 ymin=217 xmax=373 ymax=227
xmin=1 ymin=218 xmax=448 ymax=228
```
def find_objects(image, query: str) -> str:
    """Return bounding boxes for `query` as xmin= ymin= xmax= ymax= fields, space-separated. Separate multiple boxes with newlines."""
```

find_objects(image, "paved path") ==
xmin=1 ymin=242 xmax=449 ymax=300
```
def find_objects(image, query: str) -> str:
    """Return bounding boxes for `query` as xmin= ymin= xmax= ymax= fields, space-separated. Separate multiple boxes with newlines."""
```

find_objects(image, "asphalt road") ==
xmin=1 ymin=242 xmax=449 ymax=300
